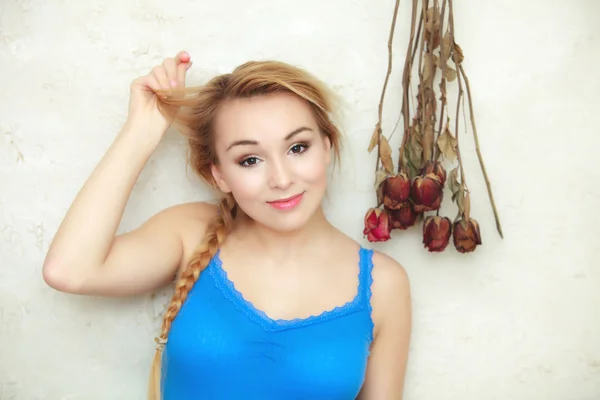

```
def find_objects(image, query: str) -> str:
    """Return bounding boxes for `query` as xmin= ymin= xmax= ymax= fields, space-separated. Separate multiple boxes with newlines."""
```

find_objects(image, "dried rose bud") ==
xmin=412 ymin=173 xmax=443 ymax=212
xmin=423 ymin=215 xmax=452 ymax=252
xmin=382 ymin=173 xmax=411 ymax=209
xmin=363 ymin=207 xmax=391 ymax=242
xmin=422 ymin=161 xmax=447 ymax=187
xmin=453 ymin=218 xmax=482 ymax=253
xmin=387 ymin=202 xmax=418 ymax=230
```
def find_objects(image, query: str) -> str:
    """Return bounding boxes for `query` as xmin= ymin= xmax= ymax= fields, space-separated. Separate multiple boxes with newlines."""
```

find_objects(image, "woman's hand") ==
xmin=125 ymin=51 xmax=193 ymax=140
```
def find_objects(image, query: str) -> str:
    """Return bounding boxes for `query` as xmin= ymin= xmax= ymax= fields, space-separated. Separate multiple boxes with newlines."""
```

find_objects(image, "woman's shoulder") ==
xmin=157 ymin=201 xmax=219 ymax=262
xmin=360 ymin=246 xmax=410 ymax=305
xmin=332 ymin=234 xmax=410 ymax=300
xmin=153 ymin=200 xmax=218 ymax=237
xmin=365 ymin=247 xmax=411 ymax=337
xmin=369 ymin=249 xmax=409 ymax=286
xmin=162 ymin=200 xmax=219 ymax=223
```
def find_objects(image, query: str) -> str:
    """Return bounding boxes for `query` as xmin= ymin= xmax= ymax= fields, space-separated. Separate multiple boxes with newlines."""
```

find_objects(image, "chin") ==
xmin=265 ymin=208 xmax=313 ymax=233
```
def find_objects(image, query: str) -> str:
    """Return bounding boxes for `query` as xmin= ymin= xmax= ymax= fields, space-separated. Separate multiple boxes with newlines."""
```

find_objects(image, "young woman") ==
xmin=42 ymin=51 xmax=412 ymax=399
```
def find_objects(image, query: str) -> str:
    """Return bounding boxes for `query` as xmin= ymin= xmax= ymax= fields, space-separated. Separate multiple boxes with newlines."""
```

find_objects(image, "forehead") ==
xmin=213 ymin=93 xmax=318 ymax=145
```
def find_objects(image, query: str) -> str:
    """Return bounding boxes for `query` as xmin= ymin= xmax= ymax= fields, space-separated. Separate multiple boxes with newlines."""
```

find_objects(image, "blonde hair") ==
xmin=148 ymin=60 xmax=343 ymax=399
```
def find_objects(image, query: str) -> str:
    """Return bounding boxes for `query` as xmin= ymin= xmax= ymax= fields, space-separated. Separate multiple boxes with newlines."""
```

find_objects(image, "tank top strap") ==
xmin=358 ymin=246 xmax=375 ymax=307
xmin=357 ymin=246 xmax=375 ymax=342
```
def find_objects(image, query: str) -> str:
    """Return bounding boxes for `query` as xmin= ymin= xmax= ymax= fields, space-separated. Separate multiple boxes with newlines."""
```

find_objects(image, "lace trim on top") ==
xmin=207 ymin=247 xmax=375 ymax=332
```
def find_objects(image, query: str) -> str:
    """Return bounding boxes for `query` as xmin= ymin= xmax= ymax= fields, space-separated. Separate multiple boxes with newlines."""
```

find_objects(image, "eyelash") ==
xmin=238 ymin=142 xmax=311 ymax=168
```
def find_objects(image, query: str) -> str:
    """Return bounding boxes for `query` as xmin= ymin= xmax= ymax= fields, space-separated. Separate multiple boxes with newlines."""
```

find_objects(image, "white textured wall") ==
xmin=1 ymin=0 xmax=599 ymax=399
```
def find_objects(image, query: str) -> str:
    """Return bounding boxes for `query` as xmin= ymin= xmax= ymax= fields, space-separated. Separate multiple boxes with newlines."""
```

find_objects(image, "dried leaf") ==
xmin=402 ymin=148 xmax=419 ymax=180
xmin=437 ymin=124 xmax=458 ymax=162
xmin=432 ymin=54 xmax=457 ymax=82
xmin=422 ymin=122 xmax=434 ymax=162
xmin=425 ymin=7 xmax=440 ymax=32
xmin=368 ymin=126 xmax=379 ymax=153
xmin=449 ymin=167 xmax=465 ymax=215
xmin=423 ymin=55 xmax=436 ymax=85
xmin=407 ymin=128 xmax=424 ymax=172
xmin=449 ymin=166 xmax=460 ymax=196
xmin=424 ymin=89 xmax=437 ymax=121
xmin=453 ymin=43 xmax=464 ymax=64
xmin=464 ymin=191 xmax=471 ymax=222
xmin=424 ymin=7 xmax=441 ymax=50
xmin=455 ymin=186 xmax=465 ymax=215
xmin=425 ymin=28 xmax=441 ymax=50
xmin=403 ymin=124 xmax=422 ymax=179
xmin=374 ymin=169 xmax=388 ymax=189
xmin=375 ymin=168 xmax=388 ymax=207
xmin=412 ymin=122 xmax=422 ymax=139
xmin=379 ymin=135 xmax=395 ymax=174
xmin=432 ymin=30 xmax=441 ymax=50
xmin=444 ymin=67 xmax=457 ymax=82
xmin=442 ymin=31 xmax=452 ymax=61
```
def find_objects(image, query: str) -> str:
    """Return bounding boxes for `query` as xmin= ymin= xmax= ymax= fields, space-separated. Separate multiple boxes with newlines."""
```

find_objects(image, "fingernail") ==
xmin=186 ymin=61 xmax=193 ymax=70
xmin=170 ymin=80 xmax=177 ymax=87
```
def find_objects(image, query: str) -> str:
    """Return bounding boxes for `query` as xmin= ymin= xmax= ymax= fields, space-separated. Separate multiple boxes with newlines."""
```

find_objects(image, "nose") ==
xmin=267 ymin=157 xmax=293 ymax=190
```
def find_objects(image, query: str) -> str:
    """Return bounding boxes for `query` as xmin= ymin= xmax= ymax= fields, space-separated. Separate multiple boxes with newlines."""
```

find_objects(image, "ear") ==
xmin=210 ymin=164 xmax=232 ymax=193
xmin=323 ymin=135 xmax=332 ymax=165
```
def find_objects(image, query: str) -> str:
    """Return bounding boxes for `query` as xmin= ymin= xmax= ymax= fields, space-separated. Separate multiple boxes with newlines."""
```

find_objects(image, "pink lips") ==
xmin=267 ymin=193 xmax=304 ymax=210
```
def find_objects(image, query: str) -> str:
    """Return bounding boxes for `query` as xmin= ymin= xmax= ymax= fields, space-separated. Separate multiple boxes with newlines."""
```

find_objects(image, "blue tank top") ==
xmin=161 ymin=246 xmax=375 ymax=399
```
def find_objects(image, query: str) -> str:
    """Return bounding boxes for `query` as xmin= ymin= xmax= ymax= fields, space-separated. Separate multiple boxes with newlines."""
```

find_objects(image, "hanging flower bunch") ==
xmin=363 ymin=0 xmax=503 ymax=253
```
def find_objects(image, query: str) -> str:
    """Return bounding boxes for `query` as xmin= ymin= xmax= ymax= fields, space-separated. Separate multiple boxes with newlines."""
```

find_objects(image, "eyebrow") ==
xmin=225 ymin=126 xmax=313 ymax=151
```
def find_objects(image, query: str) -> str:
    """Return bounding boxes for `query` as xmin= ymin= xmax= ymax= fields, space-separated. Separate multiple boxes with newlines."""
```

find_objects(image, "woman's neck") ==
xmin=229 ymin=207 xmax=336 ymax=262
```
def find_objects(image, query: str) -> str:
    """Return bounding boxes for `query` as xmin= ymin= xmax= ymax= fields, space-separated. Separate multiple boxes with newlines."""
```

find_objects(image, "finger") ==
xmin=176 ymin=60 xmax=192 ymax=87
xmin=151 ymin=66 xmax=170 ymax=90
xmin=175 ymin=51 xmax=191 ymax=65
xmin=162 ymin=58 xmax=178 ymax=87
xmin=145 ymin=74 xmax=162 ymax=94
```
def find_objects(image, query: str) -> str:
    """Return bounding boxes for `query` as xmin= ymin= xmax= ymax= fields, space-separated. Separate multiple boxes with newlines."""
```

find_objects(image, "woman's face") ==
xmin=210 ymin=92 xmax=332 ymax=232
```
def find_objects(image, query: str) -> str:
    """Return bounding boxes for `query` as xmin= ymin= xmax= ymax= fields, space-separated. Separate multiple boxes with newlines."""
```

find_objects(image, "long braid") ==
xmin=148 ymin=194 xmax=237 ymax=399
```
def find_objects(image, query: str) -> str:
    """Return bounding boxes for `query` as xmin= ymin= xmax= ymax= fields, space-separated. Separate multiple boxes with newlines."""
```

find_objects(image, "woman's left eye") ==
xmin=289 ymin=143 xmax=309 ymax=154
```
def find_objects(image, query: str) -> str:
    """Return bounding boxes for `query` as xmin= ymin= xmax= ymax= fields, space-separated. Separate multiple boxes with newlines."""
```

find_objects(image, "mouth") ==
xmin=267 ymin=192 xmax=305 ymax=210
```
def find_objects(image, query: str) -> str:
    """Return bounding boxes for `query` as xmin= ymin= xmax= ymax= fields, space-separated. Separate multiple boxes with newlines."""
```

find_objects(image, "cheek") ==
xmin=295 ymin=148 xmax=329 ymax=185
xmin=222 ymin=167 xmax=265 ymax=200
xmin=297 ymin=161 xmax=327 ymax=184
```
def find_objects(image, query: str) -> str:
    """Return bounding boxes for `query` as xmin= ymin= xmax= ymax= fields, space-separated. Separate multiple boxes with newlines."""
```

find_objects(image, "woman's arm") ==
xmin=42 ymin=52 xmax=206 ymax=297
xmin=358 ymin=252 xmax=412 ymax=399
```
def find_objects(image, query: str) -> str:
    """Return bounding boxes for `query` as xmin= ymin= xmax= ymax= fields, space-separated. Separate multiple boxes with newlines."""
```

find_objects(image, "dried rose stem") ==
xmin=432 ymin=0 xmax=448 ymax=162
xmin=411 ymin=10 xmax=424 ymax=63
xmin=447 ymin=0 xmax=467 ymax=222
xmin=454 ymin=87 xmax=467 ymax=188
xmin=450 ymin=38 xmax=467 ymax=220
xmin=447 ymin=0 xmax=465 ymax=187
xmin=417 ymin=0 xmax=428 ymax=143
xmin=448 ymin=0 xmax=503 ymax=238
xmin=392 ymin=8 xmax=423 ymax=145
xmin=398 ymin=0 xmax=420 ymax=171
xmin=425 ymin=0 xmax=438 ymax=161
xmin=390 ymin=8 xmax=422 ymax=143
xmin=375 ymin=0 xmax=402 ymax=173
xmin=460 ymin=65 xmax=503 ymax=238
xmin=409 ymin=11 xmax=423 ymax=120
